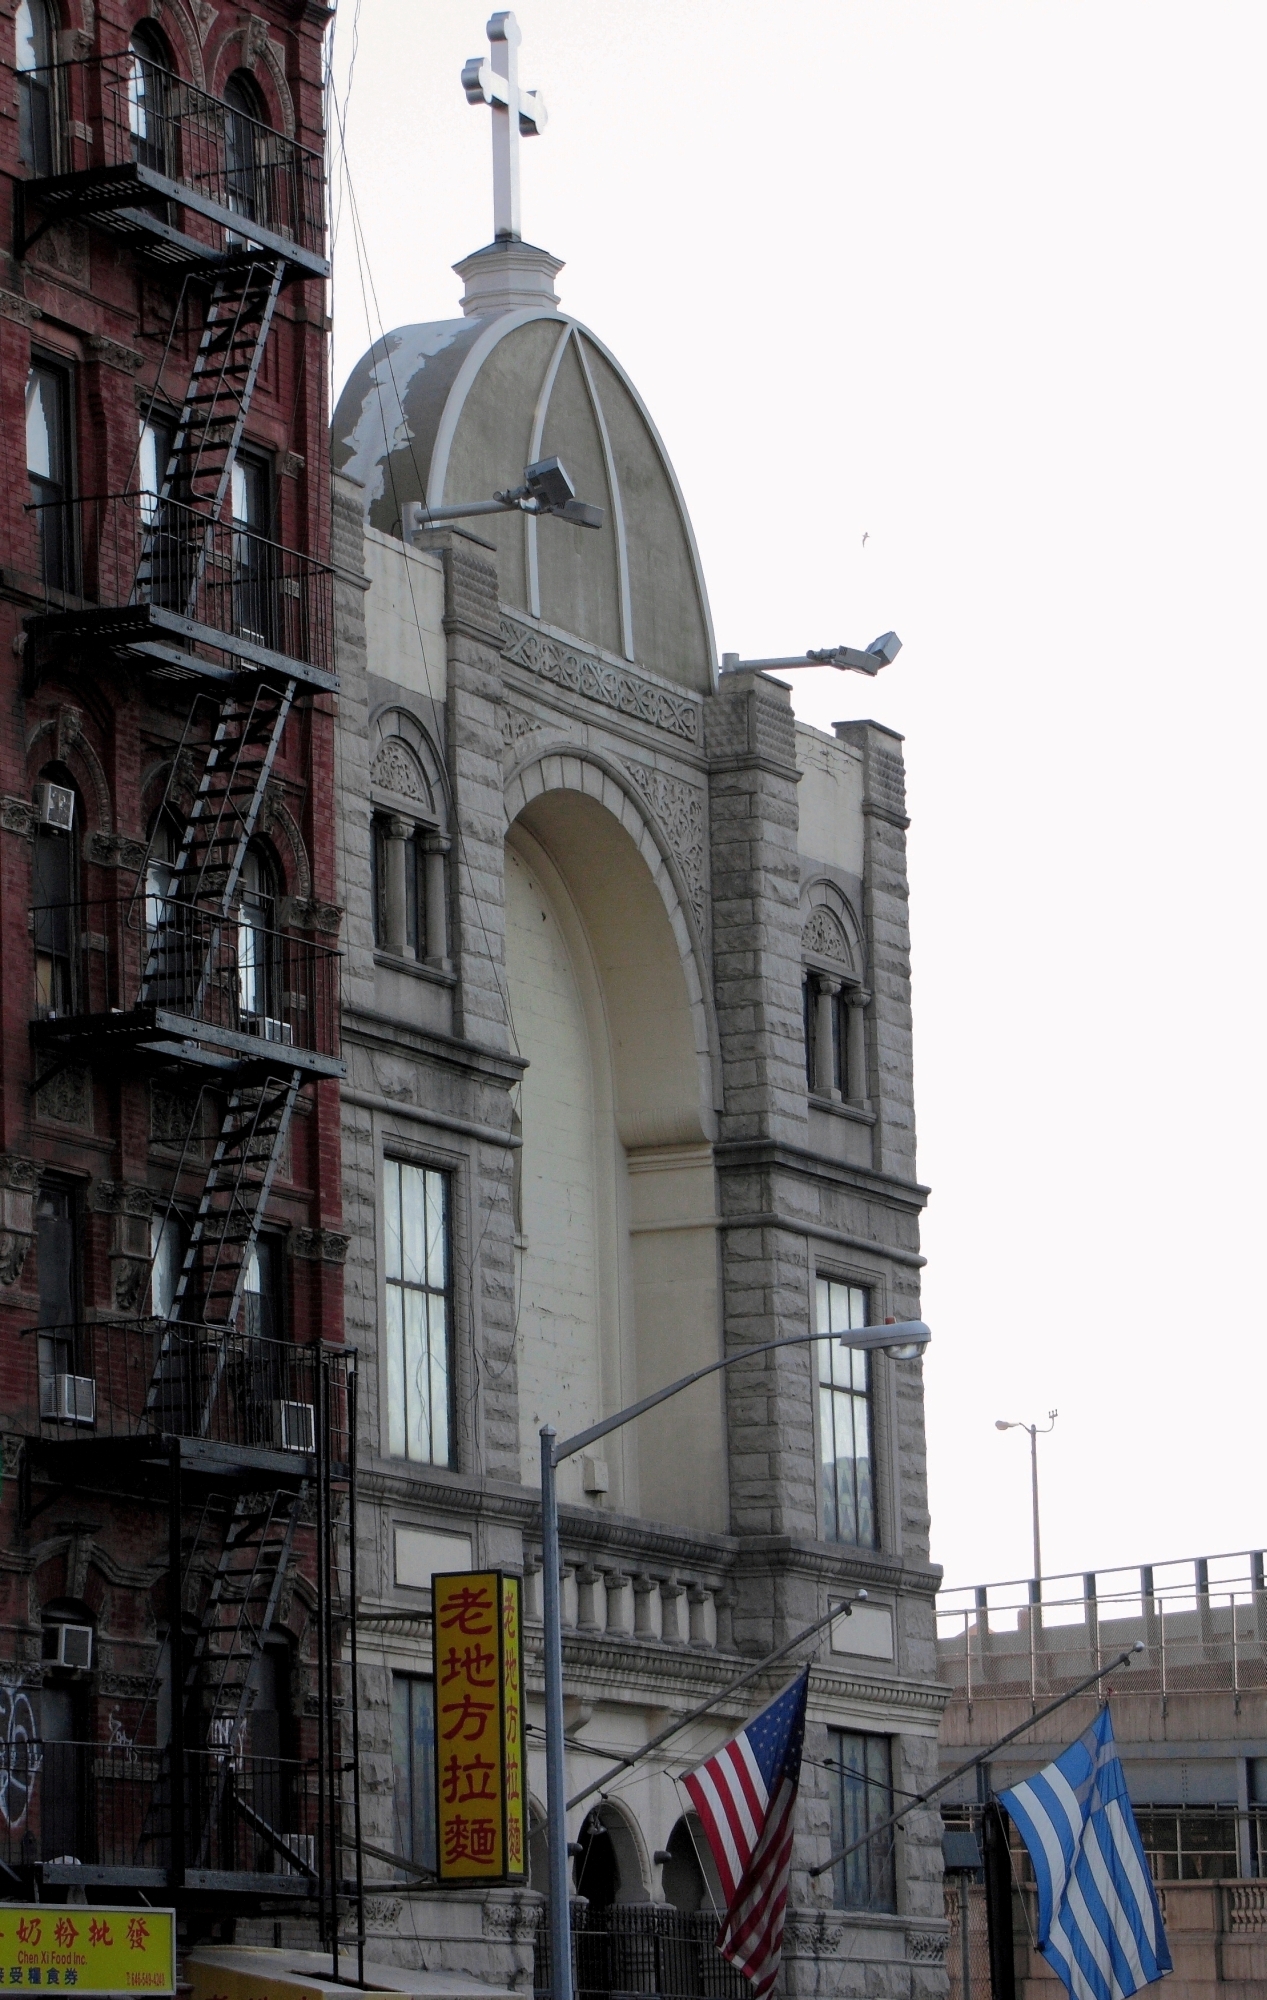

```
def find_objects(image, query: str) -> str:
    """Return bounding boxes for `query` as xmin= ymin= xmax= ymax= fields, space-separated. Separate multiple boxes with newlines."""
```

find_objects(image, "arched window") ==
xmin=571 ymin=1802 xmax=647 ymax=1907
xmin=801 ymin=900 xmax=867 ymax=1105
xmin=127 ymin=23 xmax=172 ymax=174
xmin=659 ymin=1813 xmax=723 ymax=1915
xmin=224 ymin=70 xmax=268 ymax=224
xmin=237 ymin=845 xmax=278 ymax=1028
xmin=16 ymin=0 xmax=55 ymax=173
xmin=32 ymin=766 xmax=78 ymax=1018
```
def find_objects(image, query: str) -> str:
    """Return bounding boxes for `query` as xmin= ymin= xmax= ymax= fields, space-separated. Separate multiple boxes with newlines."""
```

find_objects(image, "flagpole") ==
xmin=809 ymin=1641 xmax=1144 ymax=1879
xmin=538 ymin=1318 xmax=931 ymax=2000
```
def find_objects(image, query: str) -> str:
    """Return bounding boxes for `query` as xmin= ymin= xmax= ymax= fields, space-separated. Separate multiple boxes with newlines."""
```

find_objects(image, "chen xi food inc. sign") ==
xmin=0 ymin=1909 xmax=174 ymax=1994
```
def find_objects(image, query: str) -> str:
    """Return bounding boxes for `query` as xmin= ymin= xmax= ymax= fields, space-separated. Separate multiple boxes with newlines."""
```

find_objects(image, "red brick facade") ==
xmin=0 ymin=0 xmax=345 ymax=1936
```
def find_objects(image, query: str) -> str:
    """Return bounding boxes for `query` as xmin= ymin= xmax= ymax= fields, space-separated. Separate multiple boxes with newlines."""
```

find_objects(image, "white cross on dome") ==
xmin=462 ymin=11 xmax=547 ymax=243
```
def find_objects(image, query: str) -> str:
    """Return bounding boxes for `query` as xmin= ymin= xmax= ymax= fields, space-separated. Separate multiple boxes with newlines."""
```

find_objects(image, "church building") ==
xmin=330 ymin=19 xmax=948 ymax=1998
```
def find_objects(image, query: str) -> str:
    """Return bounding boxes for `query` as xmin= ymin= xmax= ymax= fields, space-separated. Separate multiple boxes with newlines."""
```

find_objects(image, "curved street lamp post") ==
xmin=539 ymin=1317 xmax=933 ymax=2000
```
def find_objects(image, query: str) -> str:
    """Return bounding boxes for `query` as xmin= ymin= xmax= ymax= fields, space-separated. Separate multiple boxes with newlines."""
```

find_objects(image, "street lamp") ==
xmin=995 ymin=1410 xmax=1057 ymax=1585
xmin=539 ymin=1317 xmax=932 ymax=2000
xmin=719 ymin=633 xmax=901 ymax=678
xmin=401 ymin=455 xmax=605 ymax=535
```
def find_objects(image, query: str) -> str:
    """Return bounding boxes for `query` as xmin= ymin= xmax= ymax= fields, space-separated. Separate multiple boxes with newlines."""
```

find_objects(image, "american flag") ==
xmin=683 ymin=1667 xmax=809 ymax=2000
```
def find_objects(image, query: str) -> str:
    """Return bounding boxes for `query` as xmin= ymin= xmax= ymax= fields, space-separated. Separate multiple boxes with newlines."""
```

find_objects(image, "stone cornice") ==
xmin=714 ymin=1139 xmax=931 ymax=1210
xmin=342 ymin=1009 xmax=527 ymax=1085
xmin=500 ymin=610 xmax=704 ymax=749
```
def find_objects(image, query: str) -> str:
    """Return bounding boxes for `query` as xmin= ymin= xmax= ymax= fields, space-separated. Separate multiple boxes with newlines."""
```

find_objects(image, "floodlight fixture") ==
xmin=720 ymin=632 xmax=903 ymax=677
xmin=402 ymin=453 xmax=605 ymax=537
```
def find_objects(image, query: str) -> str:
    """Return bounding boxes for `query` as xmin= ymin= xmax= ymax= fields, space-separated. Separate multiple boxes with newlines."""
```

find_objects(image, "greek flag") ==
xmin=1000 ymin=1707 xmax=1171 ymax=2000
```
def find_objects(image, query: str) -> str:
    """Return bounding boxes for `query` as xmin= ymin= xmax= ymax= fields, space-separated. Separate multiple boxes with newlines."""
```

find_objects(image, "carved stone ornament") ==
xmin=907 ymin=1931 xmax=950 ymax=1964
xmin=481 ymin=1897 xmax=543 ymax=1941
xmin=0 ymin=291 xmax=42 ymax=328
xmin=0 ymin=798 xmax=36 ymax=840
xmin=361 ymin=1897 xmax=403 ymax=1928
xmin=801 ymin=906 xmax=850 ymax=964
xmin=87 ymin=831 xmax=148 ymax=872
xmin=28 ymin=222 xmax=90 ymax=285
xmin=371 ymin=738 xmax=430 ymax=807
xmin=190 ymin=0 xmax=215 ymax=41
xmin=87 ymin=334 xmax=142 ymax=375
xmin=780 ymin=1918 xmax=846 ymax=1955
xmin=623 ymin=762 xmax=706 ymax=929
xmin=281 ymin=897 xmax=342 ymax=935
xmin=93 ymin=1180 xmax=154 ymax=1217
xmin=502 ymin=705 xmax=546 ymax=747
xmin=500 ymin=612 xmax=701 ymax=746
xmin=243 ymin=14 xmax=271 ymax=66
xmin=36 ymin=1066 xmax=92 ymax=1128
xmin=293 ymin=1228 xmax=350 ymax=1264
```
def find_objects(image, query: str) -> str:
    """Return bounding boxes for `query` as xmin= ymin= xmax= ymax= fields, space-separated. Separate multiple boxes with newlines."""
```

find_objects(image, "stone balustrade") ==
xmin=521 ymin=1551 xmax=734 ymax=1651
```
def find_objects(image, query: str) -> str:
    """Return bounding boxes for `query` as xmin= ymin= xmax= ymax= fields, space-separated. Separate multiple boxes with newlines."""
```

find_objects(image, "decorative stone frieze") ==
xmin=501 ymin=612 xmax=701 ymax=745
xmin=0 ymin=798 xmax=35 ymax=838
xmin=293 ymin=1228 xmax=351 ymax=1264
xmin=623 ymin=760 xmax=707 ymax=928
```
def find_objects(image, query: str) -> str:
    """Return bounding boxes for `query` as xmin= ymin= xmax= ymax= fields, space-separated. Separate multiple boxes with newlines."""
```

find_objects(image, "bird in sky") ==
xmin=861 ymin=531 xmax=870 ymax=548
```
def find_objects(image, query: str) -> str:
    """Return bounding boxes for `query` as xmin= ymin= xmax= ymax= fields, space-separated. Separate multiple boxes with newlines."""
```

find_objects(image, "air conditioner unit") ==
xmin=40 ymin=1373 xmax=96 ymax=1426
xmin=273 ymin=1399 xmax=315 ymax=1453
xmin=42 ymin=1623 xmax=93 ymax=1671
xmin=35 ymin=782 xmax=75 ymax=831
xmin=244 ymin=1014 xmax=294 ymax=1046
xmin=277 ymin=1832 xmax=316 ymax=1878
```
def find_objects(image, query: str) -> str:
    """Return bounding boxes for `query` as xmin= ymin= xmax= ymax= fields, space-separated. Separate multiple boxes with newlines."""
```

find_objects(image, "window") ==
xmin=372 ymin=816 xmax=424 ymax=959
xmin=817 ymin=1278 xmax=877 ymax=1547
xmin=391 ymin=1674 xmax=436 ymax=1871
xmin=383 ymin=1159 xmax=451 ymax=1463
xmin=828 ymin=1729 xmax=896 ymax=1911
xmin=237 ymin=845 xmax=277 ymax=1026
xmin=149 ymin=1208 xmax=188 ymax=1321
xmin=241 ymin=1232 xmax=284 ymax=1345
xmin=127 ymin=25 xmax=171 ymax=175
xmin=26 ymin=358 xmax=74 ymax=591
xmin=32 ymin=769 xmax=77 ymax=1018
xmin=15 ymin=0 xmax=55 ymax=174
xmin=224 ymin=71 xmax=268 ymax=225
xmin=36 ymin=1184 xmax=80 ymax=1386
xmin=231 ymin=451 xmax=273 ymax=644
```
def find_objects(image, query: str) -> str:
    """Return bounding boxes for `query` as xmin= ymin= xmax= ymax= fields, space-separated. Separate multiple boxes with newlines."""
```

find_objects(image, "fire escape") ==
xmin=14 ymin=52 xmax=359 ymax=1931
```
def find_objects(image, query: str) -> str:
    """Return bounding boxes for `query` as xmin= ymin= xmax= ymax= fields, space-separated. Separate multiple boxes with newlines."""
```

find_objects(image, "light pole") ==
xmin=539 ymin=1317 xmax=933 ymax=2000
xmin=995 ymin=1410 xmax=1057 ymax=1584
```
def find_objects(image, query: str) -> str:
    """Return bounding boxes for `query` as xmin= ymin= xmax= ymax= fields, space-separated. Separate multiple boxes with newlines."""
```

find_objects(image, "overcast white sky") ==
xmin=328 ymin=3 xmax=1267 ymax=1593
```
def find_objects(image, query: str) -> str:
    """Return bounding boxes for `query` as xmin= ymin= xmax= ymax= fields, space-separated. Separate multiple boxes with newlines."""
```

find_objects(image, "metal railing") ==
xmin=20 ymin=54 xmax=324 ymax=263
xmin=28 ymin=1324 xmax=350 ymax=1462
xmin=32 ymin=894 xmax=340 ymax=1060
xmin=0 ymin=1738 xmax=321 ymax=1881
xmin=26 ymin=492 xmax=335 ymax=678
xmin=944 ymin=1799 xmax=1267 ymax=1888
xmin=937 ymin=1550 xmax=1267 ymax=1703
xmin=534 ymin=1905 xmax=749 ymax=2000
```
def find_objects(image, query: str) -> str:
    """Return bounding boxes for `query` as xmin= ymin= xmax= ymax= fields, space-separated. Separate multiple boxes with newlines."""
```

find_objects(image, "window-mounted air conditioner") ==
xmin=244 ymin=1014 xmax=294 ymax=1046
xmin=42 ymin=1622 xmax=93 ymax=1671
xmin=36 ymin=782 xmax=75 ymax=832
xmin=277 ymin=1832 xmax=316 ymax=1878
xmin=40 ymin=1373 xmax=96 ymax=1426
xmin=273 ymin=1399 xmax=315 ymax=1454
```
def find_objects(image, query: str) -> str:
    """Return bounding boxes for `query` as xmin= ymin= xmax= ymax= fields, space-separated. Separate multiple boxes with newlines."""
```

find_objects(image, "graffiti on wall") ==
xmin=0 ymin=1688 xmax=42 ymax=1829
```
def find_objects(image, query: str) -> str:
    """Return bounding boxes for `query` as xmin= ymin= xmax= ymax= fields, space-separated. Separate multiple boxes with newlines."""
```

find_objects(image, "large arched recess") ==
xmin=505 ymin=757 xmax=726 ymax=1534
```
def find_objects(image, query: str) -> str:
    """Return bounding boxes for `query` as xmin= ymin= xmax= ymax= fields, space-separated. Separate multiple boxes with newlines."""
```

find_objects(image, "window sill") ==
xmin=809 ymin=1092 xmax=876 ymax=1126
xmin=374 ymin=949 xmax=456 ymax=989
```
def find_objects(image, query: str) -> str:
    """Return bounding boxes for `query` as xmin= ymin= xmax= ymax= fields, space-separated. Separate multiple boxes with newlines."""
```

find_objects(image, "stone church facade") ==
xmin=329 ymin=237 xmax=949 ymax=1999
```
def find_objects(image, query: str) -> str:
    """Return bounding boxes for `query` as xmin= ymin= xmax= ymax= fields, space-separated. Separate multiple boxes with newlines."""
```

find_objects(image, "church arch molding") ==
xmin=504 ymin=745 xmax=720 ymax=1126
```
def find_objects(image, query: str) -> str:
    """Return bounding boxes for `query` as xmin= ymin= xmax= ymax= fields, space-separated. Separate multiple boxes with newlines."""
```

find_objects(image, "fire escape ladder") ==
xmin=172 ymin=1067 xmax=302 ymax=1332
xmin=163 ymin=257 xmax=285 ymax=520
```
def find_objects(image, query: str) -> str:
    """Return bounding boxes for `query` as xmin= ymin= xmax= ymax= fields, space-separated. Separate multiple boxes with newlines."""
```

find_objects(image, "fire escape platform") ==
xmin=27 ymin=1429 xmax=348 ymax=1493
xmin=20 ymin=163 xmax=329 ymax=278
xmin=32 ymin=1008 xmax=345 ymax=1080
xmin=24 ymin=601 xmax=339 ymax=694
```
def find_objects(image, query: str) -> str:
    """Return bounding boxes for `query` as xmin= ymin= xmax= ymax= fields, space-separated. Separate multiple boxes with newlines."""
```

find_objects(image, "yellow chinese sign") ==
xmin=0 ymin=1908 xmax=174 ymax=1995
xmin=433 ymin=1570 xmax=528 ymax=1883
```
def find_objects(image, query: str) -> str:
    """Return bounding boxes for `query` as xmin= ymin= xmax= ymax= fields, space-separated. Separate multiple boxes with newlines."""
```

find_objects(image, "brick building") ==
xmin=328 ymin=212 xmax=950 ymax=1994
xmin=0 ymin=0 xmax=350 ymax=1950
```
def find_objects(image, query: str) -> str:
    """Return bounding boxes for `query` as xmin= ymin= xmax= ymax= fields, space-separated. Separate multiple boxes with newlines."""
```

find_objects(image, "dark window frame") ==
xmin=817 ymin=1276 xmax=879 ymax=1549
xmin=828 ymin=1727 xmax=897 ymax=1912
xmin=16 ymin=0 xmax=57 ymax=175
xmin=382 ymin=1155 xmax=453 ymax=1466
xmin=391 ymin=1672 xmax=436 ymax=1872
xmin=26 ymin=351 xmax=77 ymax=594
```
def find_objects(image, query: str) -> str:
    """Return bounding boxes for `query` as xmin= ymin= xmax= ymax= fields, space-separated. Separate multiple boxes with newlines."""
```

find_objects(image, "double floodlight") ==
xmin=403 ymin=456 xmax=604 ymax=538
xmin=720 ymin=631 xmax=903 ymax=677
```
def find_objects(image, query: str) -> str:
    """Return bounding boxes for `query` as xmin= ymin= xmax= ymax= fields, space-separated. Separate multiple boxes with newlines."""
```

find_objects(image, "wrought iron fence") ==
xmin=32 ymin=894 xmax=340 ymax=1060
xmin=27 ymin=1323 xmax=350 ymax=1462
xmin=937 ymin=1550 xmax=1267 ymax=1703
xmin=0 ymin=1739 xmax=321 ymax=1881
xmin=20 ymin=54 xmax=325 ymax=261
xmin=25 ymin=492 xmax=335 ymax=678
xmin=534 ymin=1905 xmax=749 ymax=2000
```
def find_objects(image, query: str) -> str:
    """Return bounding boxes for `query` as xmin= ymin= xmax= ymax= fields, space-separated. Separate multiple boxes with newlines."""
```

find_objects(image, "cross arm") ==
xmin=461 ymin=58 xmax=547 ymax=135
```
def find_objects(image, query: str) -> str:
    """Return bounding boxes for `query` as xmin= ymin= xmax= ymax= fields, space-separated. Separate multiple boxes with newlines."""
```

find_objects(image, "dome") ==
xmin=331 ymin=246 xmax=716 ymax=694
